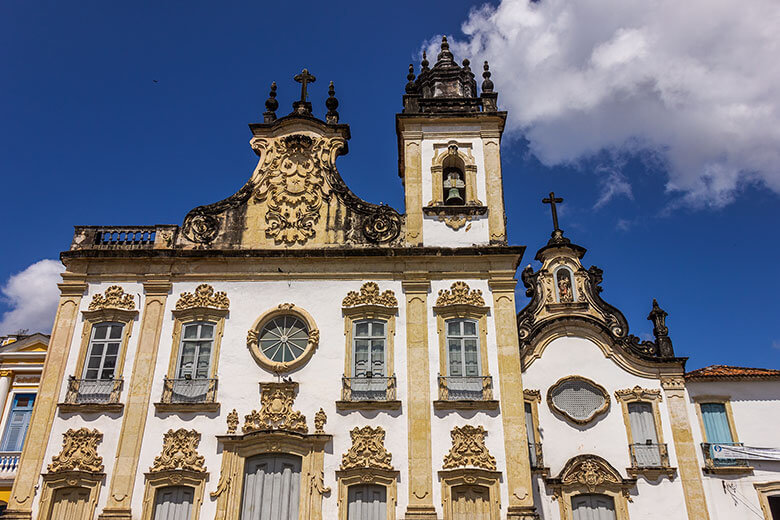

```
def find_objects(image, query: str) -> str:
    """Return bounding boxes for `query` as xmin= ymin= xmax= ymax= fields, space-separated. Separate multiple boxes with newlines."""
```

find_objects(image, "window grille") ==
xmin=550 ymin=378 xmax=607 ymax=423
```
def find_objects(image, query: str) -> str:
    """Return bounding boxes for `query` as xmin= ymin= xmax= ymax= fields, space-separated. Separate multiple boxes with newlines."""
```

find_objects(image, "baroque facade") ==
xmin=5 ymin=38 xmax=780 ymax=520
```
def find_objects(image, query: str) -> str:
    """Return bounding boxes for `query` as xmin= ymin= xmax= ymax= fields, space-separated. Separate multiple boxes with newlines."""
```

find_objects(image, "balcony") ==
xmin=627 ymin=443 xmax=675 ymax=479
xmin=434 ymin=376 xmax=499 ymax=410
xmin=59 ymin=377 xmax=124 ymax=413
xmin=528 ymin=442 xmax=545 ymax=470
xmin=336 ymin=375 xmax=400 ymax=411
xmin=0 ymin=452 xmax=21 ymax=480
xmin=69 ymin=225 xmax=178 ymax=251
xmin=702 ymin=442 xmax=753 ymax=474
xmin=155 ymin=377 xmax=219 ymax=413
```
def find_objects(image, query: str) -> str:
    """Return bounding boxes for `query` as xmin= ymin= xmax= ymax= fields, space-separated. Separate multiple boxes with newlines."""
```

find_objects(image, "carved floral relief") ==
xmin=342 ymin=282 xmax=398 ymax=308
xmin=559 ymin=455 xmax=624 ymax=493
xmin=88 ymin=286 xmax=135 ymax=311
xmin=442 ymin=425 xmax=496 ymax=470
xmin=340 ymin=426 xmax=393 ymax=470
xmin=48 ymin=428 xmax=104 ymax=473
xmin=150 ymin=429 xmax=206 ymax=473
xmin=243 ymin=382 xmax=308 ymax=433
xmin=175 ymin=284 xmax=230 ymax=310
xmin=435 ymin=281 xmax=486 ymax=307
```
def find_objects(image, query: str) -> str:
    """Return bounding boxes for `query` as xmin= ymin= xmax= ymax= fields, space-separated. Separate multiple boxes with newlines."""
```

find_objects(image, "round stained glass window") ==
xmin=258 ymin=315 xmax=310 ymax=363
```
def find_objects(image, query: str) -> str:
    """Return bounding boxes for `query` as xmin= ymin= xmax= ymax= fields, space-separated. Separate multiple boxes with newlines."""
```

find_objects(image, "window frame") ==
xmin=351 ymin=319 xmax=388 ymax=378
xmin=0 ymin=392 xmax=36 ymax=452
xmin=438 ymin=468 xmax=501 ymax=520
xmin=444 ymin=318 xmax=482 ymax=378
xmin=614 ymin=386 xmax=674 ymax=479
xmin=82 ymin=322 xmax=125 ymax=380
xmin=73 ymin=308 xmax=137 ymax=388
xmin=169 ymin=317 xmax=223 ymax=381
xmin=246 ymin=304 xmax=319 ymax=373
xmin=523 ymin=389 xmax=544 ymax=471
xmin=754 ymin=481 xmax=780 ymax=520
xmin=142 ymin=474 xmax=206 ymax=520
xmin=692 ymin=395 xmax=752 ymax=473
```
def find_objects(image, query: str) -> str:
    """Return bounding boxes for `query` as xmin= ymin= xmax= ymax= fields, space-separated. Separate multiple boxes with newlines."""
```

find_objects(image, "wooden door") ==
xmin=347 ymin=484 xmax=386 ymax=520
xmin=48 ymin=487 xmax=90 ymax=520
xmin=451 ymin=484 xmax=491 ymax=520
xmin=241 ymin=454 xmax=301 ymax=520
xmin=153 ymin=485 xmax=194 ymax=520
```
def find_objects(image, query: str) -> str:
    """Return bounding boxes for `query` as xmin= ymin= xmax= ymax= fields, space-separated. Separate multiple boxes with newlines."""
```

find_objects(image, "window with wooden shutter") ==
xmin=347 ymin=484 xmax=386 ymax=520
xmin=241 ymin=454 xmax=301 ymax=520
xmin=571 ymin=494 xmax=617 ymax=520
xmin=1 ymin=393 xmax=35 ymax=452
xmin=153 ymin=486 xmax=194 ymax=520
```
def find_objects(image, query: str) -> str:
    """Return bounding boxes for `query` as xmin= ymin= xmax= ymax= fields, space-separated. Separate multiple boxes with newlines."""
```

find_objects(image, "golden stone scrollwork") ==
xmin=48 ymin=428 xmax=104 ymax=473
xmin=436 ymin=281 xmax=486 ymax=307
xmin=340 ymin=426 xmax=393 ymax=470
xmin=175 ymin=284 xmax=230 ymax=310
xmin=243 ymin=382 xmax=307 ymax=433
xmin=226 ymin=409 xmax=239 ymax=434
xmin=443 ymin=425 xmax=496 ymax=471
xmin=561 ymin=457 xmax=622 ymax=492
xmin=253 ymin=134 xmax=344 ymax=245
xmin=615 ymin=386 xmax=662 ymax=402
xmin=88 ymin=285 xmax=135 ymax=311
xmin=314 ymin=408 xmax=327 ymax=434
xmin=342 ymin=282 xmax=398 ymax=308
xmin=150 ymin=429 xmax=206 ymax=473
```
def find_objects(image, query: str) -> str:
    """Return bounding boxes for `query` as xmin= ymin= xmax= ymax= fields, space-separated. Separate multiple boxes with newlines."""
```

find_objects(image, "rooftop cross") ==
xmin=542 ymin=191 xmax=564 ymax=232
xmin=293 ymin=69 xmax=316 ymax=103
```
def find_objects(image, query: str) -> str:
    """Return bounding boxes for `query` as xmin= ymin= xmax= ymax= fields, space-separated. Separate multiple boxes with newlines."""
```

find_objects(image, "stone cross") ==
xmin=542 ymin=191 xmax=564 ymax=231
xmin=294 ymin=69 xmax=316 ymax=102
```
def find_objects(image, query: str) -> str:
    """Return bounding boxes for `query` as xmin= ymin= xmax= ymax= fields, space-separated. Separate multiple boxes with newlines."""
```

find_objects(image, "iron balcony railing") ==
xmin=528 ymin=442 xmax=544 ymax=469
xmin=161 ymin=377 xmax=218 ymax=404
xmin=629 ymin=442 xmax=670 ymax=468
xmin=702 ymin=442 xmax=751 ymax=469
xmin=64 ymin=376 xmax=123 ymax=405
xmin=0 ymin=452 xmax=21 ymax=478
xmin=438 ymin=375 xmax=494 ymax=401
xmin=341 ymin=376 xmax=396 ymax=402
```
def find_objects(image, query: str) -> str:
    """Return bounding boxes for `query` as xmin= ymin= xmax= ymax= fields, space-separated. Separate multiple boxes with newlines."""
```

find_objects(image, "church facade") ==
xmin=5 ymin=38 xmax=780 ymax=520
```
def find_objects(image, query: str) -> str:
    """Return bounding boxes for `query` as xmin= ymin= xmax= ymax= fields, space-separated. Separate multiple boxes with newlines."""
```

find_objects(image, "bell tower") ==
xmin=397 ymin=36 xmax=508 ymax=247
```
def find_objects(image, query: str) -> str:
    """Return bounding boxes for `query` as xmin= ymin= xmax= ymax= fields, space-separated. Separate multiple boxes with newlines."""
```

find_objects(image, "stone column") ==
xmin=99 ymin=280 xmax=171 ymax=520
xmin=0 ymin=370 xmax=13 ymax=420
xmin=489 ymin=274 xmax=537 ymax=520
xmin=482 ymin=132 xmax=507 ymax=244
xmin=402 ymin=277 xmax=437 ymax=519
xmin=661 ymin=376 xmax=711 ymax=520
xmin=4 ymin=281 xmax=86 ymax=520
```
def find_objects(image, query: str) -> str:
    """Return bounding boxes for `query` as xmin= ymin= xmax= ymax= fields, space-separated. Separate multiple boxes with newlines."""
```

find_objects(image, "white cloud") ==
xmin=435 ymin=0 xmax=780 ymax=207
xmin=594 ymin=165 xmax=634 ymax=208
xmin=0 ymin=260 xmax=64 ymax=335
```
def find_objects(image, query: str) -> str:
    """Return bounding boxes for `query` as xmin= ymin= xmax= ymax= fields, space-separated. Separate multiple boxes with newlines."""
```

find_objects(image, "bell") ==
xmin=446 ymin=188 xmax=464 ymax=204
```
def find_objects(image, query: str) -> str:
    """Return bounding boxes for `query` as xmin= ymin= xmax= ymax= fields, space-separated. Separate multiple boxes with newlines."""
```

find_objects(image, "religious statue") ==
xmin=557 ymin=270 xmax=574 ymax=303
xmin=443 ymin=169 xmax=465 ymax=204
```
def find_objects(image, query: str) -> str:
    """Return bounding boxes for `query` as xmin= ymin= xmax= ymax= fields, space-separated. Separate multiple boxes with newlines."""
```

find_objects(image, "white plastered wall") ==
xmin=686 ymin=380 xmax=780 ymax=520
xmin=419 ymin=125 xmax=490 ymax=248
xmin=522 ymin=336 xmax=689 ymax=520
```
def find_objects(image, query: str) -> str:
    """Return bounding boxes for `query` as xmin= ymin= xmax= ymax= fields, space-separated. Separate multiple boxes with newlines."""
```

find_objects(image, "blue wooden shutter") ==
xmin=1 ymin=394 xmax=35 ymax=452
xmin=701 ymin=403 xmax=733 ymax=443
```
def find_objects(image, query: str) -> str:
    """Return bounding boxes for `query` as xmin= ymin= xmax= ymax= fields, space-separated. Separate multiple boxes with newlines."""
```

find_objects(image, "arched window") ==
xmin=442 ymin=154 xmax=467 ymax=205
xmin=554 ymin=267 xmax=576 ymax=303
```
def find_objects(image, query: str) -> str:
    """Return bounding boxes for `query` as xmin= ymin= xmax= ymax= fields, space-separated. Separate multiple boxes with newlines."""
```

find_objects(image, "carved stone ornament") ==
xmin=443 ymin=425 xmax=496 ymax=471
xmin=48 ymin=428 xmax=104 ymax=473
xmin=436 ymin=281 xmax=486 ymax=307
xmin=88 ymin=285 xmax=135 ymax=311
xmin=558 ymin=455 xmax=624 ymax=493
xmin=175 ymin=284 xmax=230 ymax=310
xmin=314 ymin=408 xmax=327 ymax=434
xmin=342 ymin=282 xmax=398 ymax=308
xmin=226 ymin=409 xmax=239 ymax=434
xmin=243 ymin=382 xmax=307 ymax=433
xmin=340 ymin=426 xmax=393 ymax=470
xmin=182 ymin=181 xmax=253 ymax=245
xmin=362 ymin=205 xmax=402 ymax=243
xmin=615 ymin=386 xmax=662 ymax=402
xmin=150 ymin=428 xmax=206 ymax=473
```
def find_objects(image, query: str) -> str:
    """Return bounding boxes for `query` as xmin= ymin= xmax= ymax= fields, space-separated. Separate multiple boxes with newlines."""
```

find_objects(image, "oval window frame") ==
xmin=546 ymin=375 xmax=610 ymax=425
xmin=247 ymin=304 xmax=319 ymax=373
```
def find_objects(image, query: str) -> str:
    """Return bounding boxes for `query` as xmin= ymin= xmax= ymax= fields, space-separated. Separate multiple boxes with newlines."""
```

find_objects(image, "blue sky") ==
xmin=1 ymin=1 xmax=778 ymax=370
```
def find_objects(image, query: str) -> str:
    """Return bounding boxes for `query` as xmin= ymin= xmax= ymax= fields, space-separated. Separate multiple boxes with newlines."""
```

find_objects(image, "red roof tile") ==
xmin=685 ymin=365 xmax=780 ymax=381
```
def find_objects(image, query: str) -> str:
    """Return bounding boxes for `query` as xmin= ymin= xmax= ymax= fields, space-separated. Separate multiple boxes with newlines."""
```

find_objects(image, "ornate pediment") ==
xmin=88 ymin=286 xmax=135 ymax=311
xmin=48 ymin=428 xmax=103 ymax=473
xmin=554 ymin=455 xmax=629 ymax=493
xmin=150 ymin=429 xmax=206 ymax=473
xmin=443 ymin=425 xmax=496 ymax=470
xmin=342 ymin=282 xmax=398 ymax=308
xmin=435 ymin=281 xmax=485 ymax=307
xmin=175 ymin=284 xmax=230 ymax=310
xmin=179 ymin=116 xmax=403 ymax=249
xmin=615 ymin=386 xmax=662 ymax=402
xmin=340 ymin=426 xmax=393 ymax=471
xmin=243 ymin=382 xmax=307 ymax=434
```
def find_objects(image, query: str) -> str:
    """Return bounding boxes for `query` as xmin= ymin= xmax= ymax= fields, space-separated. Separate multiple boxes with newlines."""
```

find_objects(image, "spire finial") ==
xmin=292 ymin=68 xmax=316 ymax=115
xmin=325 ymin=81 xmax=339 ymax=124
xmin=421 ymin=51 xmax=430 ymax=71
xmin=482 ymin=61 xmax=494 ymax=93
xmin=406 ymin=64 xmax=416 ymax=93
xmin=263 ymin=81 xmax=278 ymax=123
xmin=437 ymin=35 xmax=454 ymax=64
xmin=648 ymin=299 xmax=674 ymax=357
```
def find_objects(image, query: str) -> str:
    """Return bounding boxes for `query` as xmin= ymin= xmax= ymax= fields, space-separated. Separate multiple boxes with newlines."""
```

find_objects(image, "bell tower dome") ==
xmin=397 ymin=36 xmax=507 ymax=247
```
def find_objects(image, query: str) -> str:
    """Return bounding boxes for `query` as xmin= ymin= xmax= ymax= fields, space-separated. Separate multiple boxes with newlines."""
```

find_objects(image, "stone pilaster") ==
xmin=402 ymin=133 xmax=423 ymax=246
xmin=482 ymin=132 xmax=507 ymax=244
xmin=489 ymin=274 xmax=538 ymax=520
xmin=402 ymin=277 xmax=438 ymax=519
xmin=98 ymin=280 xmax=171 ymax=520
xmin=4 ymin=282 xmax=86 ymax=520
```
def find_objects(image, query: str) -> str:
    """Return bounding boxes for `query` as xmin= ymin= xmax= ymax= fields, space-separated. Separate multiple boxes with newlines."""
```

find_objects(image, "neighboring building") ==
xmin=4 ymin=37 xmax=779 ymax=520
xmin=0 ymin=333 xmax=49 ymax=514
